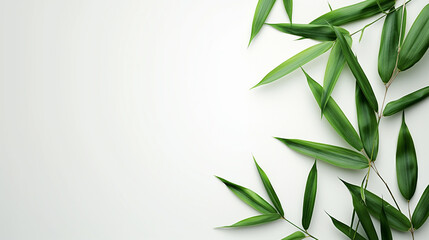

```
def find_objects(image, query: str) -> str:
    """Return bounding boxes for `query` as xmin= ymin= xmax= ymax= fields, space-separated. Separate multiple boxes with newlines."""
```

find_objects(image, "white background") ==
xmin=0 ymin=0 xmax=428 ymax=239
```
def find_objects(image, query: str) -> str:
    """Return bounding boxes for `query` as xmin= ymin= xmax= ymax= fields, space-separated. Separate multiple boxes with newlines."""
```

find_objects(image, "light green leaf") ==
xmin=220 ymin=214 xmax=281 ymax=228
xmin=252 ymin=41 xmax=333 ymax=88
xmin=303 ymin=69 xmax=363 ymax=150
xmin=328 ymin=214 xmax=367 ymax=240
xmin=383 ymin=86 xmax=429 ymax=116
xmin=302 ymin=161 xmax=317 ymax=230
xmin=396 ymin=112 xmax=418 ymax=200
xmin=275 ymin=138 xmax=369 ymax=169
xmin=283 ymin=0 xmax=293 ymax=23
xmin=398 ymin=4 xmax=429 ymax=71
xmin=380 ymin=204 xmax=393 ymax=240
xmin=282 ymin=231 xmax=306 ymax=240
xmin=267 ymin=23 xmax=348 ymax=41
xmin=216 ymin=176 xmax=277 ymax=214
xmin=412 ymin=185 xmax=429 ymax=229
xmin=250 ymin=0 xmax=277 ymax=45
xmin=254 ymin=157 xmax=284 ymax=216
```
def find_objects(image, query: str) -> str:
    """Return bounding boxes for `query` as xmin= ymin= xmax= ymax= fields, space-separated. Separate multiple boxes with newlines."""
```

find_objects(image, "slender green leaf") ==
xmin=378 ymin=7 xmax=405 ymax=83
xmin=216 ymin=176 xmax=277 ymax=214
xmin=356 ymin=83 xmax=379 ymax=160
xmin=303 ymin=69 xmax=363 ymax=150
xmin=283 ymin=0 xmax=293 ymax=23
xmin=396 ymin=112 xmax=418 ymax=200
xmin=252 ymin=41 xmax=333 ymax=88
xmin=383 ymin=86 xmax=429 ymax=116
xmin=328 ymin=215 xmax=367 ymax=240
xmin=380 ymin=204 xmax=393 ymax=240
xmin=398 ymin=4 xmax=429 ymax=71
xmin=268 ymin=23 xmax=348 ymax=41
xmin=221 ymin=214 xmax=281 ymax=228
xmin=344 ymin=181 xmax=411 ymax=232
xmin=276 ymin=138 xmax=368 ymax=169
xmin=333 ymin=27 xmax=378 ymax=112
xmin=254 ymin=157 xmax=284 ymax=216
xmin=250 ymin=0 xmax=276 ymax=45
xmin=310 ymin=0 xmax=395 ymax=26
xmin=412 ymin=185 xmax=429 ymax=229
xmin=282 ymin=231 xmax=306 ymax=240
xmin=302 ymin=161 xmax=317 ymax=230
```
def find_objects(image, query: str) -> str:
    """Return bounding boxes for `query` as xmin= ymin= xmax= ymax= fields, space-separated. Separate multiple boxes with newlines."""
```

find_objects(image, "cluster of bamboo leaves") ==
xmin=217 ymin=0 xmax=429 ymax=239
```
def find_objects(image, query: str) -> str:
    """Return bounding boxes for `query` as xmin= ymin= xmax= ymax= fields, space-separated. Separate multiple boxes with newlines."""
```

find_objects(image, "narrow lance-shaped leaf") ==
xmin=398 ymin=4 xmax=429 ymax=71
xmin=267 ymin=23 xmax=348 ymax=41
xmin=220 ymin=214 xmax=281 ymax=228
xmin=380 ymin=204 xmax=393 ymax=240
xmin=252 ymin=41 xmax=333 ymax=88
xmin=383 ymin=86 xmax=429 ymax=116
xmin=333 ymin=27 xmax=378 ymax=112
xmin=412 ymin=185 xmax=429 ymax=229
xmin=328 ymin=214 xmax=367 ymax=240
xmin=396 ymin=112 xmax=418 ymax=200
xmin=283 ymin=0 xmax=293 ymax=23
xmin=310 ymin=0 xmax=395 ymax=26
xmin=378 ymin=7 xmax=405 ymax=83
xmin=276 ymin=138 xmax=368 ymax=169
xmin=249 ymin=0 xmax=276 ymax=45
xmin=254 ymin=157 xmax=284 ymax=216
xmin=282 ymin=231 xmax=306 ymax=240
xmin=216 ymin=176 xmax=277 ymax=214
xmin=356 ymin=83 xmax=379 ymax=160
xmin=302 ymin=161 xmax=317 ymax=230
xmin=303 ymin=69 xmax=363 ymax=150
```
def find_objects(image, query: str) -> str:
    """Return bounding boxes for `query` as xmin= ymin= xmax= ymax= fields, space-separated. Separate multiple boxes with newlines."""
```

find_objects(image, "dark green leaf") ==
xmin=250 ymin=0 xmax=276 ymax=45
xmin=348 ymin=186 xmax=379 ymax=240
xmin=412 ymin=185 xmax=429 ymax=229
xmin=302 ymin=161 xmax=317 ymax=230
xmin=254 ymin=157 xmax=284 ymax=216
xmin=283 ymin=0 xmax=293 ymax=23
xmin=396 ymin=112 xmax=418 ymax=200
xmin=216 ymin=176 xmax=277 ymax=214
xmin=303 ymin=69 xmax=363 ymax=150
xmin=356 ymin=84 xmax=379 ymax=160
xmin=383 ymin=86 xmax=429 ymax=116
xmin=220 ymin=214 xmax=281 ymax=228
xmin=268 ymin=23 xmax=348 ymax=41
xmin=328 ymin=214 xmax=367 ymax=240
xmin=333 ymin=27 xmax=378 ymax=112
xmin=310 ymin=0 xmax=395 ymax=26
xmin=282 ymin=231 xmax=306 ymax=240
xmin=252 ymin=41 xmax=333 ymax=88
xmin=398 ymin=4 xmax=429 ymax=71
xmin=380 ymin=204 xmax=393 ymax=240
xmin=275 ymin=138 xmax=369 ymax=169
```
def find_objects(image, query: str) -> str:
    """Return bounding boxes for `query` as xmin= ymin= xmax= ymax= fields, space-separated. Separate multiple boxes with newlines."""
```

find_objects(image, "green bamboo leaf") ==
xmin=356 ymin=84 xmax=379 ymax=160
xmin=334 ymin=27 xmax=378 ymax=112
xmin=283 ymin=0 xmax=293 ymax=23
xmin=383 ymin=86 xmax=429 ymax=116
xmin=378 ymin=7 xmax=405 ymax=83
xmin=254 ymin=157 xmax=284 ymax=216
xmin=249 ymin=0 xmax=276 ymax=45
xmin=303 ymin=69 xmax=363 ymax=150
xmin=343 ymin=181 xmax=411 ymax=232
xmin=302 ymin=161 xmax=317 ymax=230
xmin=380 ymin=204 xmax=393 ymax=240
xmin=398 ymin=4 xmax=429 ymax=71
xmin=220 ymin=213 xmax=281 ymax=228
xmin=216 ymin=176 xmax=277 ymax=214
xmin=412 ymin=185 xmax=429 ymax=229
xmin=252 ymin=41 xmax=333 ymax=88
xmin=396 ymin=112 xmax=418 ymax=200
xmin=310 ymin=0 xmax=395 ymax=26
xmin=267 ymin=23 xmax=349 ymax=41
xmin=328 ymin=214 xmax=367 ymax=240
xmin=275 ymin=138 xmax=368 ymax=169
xmin=282 ymin=231 xmax=306 ymax=240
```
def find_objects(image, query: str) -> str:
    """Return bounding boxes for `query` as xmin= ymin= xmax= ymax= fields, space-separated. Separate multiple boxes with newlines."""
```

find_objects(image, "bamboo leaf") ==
xmin=333 ymin=27 xmax=378 ymax=112
xmin=282 ymin=231 xmax=306 ymax=240
xmin=396 ymin=112 xmax=418 ymax=200
xmin=303 ymin=69 xmax=363 ymax=150
xmin=302 ymin=161 xmax=317 ymax=230
xmin=328 ymin=214 xmax=367 ymax=240
xmin=275 ymin=138 xmax=369 ymax=169
xmin=383 ymin=86 xmax=429 ymax=116
xmin=254 ymin=157 xmax=284 ymax=216
xmin=398 ymin=4 xmax=429 ymax=71
xmin=380 ymin=204 xmax=393 ymax=240
xmin=356 ymin=83 xmax=379 ymax=160
xmin=220 ymin=213 xmax=281 ymax=228
xmin=412 ymin=185 xmax=429 ymax=229
xmin=216 ymin=176 xmax=277 ymax=214
xmin=267 ymin=23 xmax=348 ymax=41
xmin=310 ymin=0 xmax=395 ymax=26
xmin=283 ymin=0 xmax=293 ymax=23
xmin=252 ymin=41 xmax=333 ymax=88
xmin=250 ymin=0 xmax=277 ymax=45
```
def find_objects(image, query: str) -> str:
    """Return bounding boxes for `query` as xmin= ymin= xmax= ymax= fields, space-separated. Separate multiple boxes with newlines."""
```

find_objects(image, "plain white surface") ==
xmin=0 ymin=0 xmax=428 ymax=239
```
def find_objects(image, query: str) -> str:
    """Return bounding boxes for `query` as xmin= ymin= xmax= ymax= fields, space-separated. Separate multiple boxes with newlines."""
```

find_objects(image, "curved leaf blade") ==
xmin=268 ymin=23 xmax=348 ymax=41
xmin=302 ymin=161 xmax=317 ymax=230
xmin=328 ymin=215 xmax=367 ymax=240
xmin=282 ymin=231 xmax=306 ymax=240
xmin=412 ymin=185 xmax=429 ymax=229
xmin=380 ymin=204 xmax=393 ymax=240
xmin=283 ymin=0 xmax=293 ymax=23
xmin=396 ymin=112 xmax=418 ymax=200
xmin=221 ymin=213 xmax=280 ymax=228
xmin=252 ymin=41 xmax=333 ymax=88
xmin=383 ymin=86 xmax=429 ymax=116
xmin=276 ymin=138 xmax=369 ymax=169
